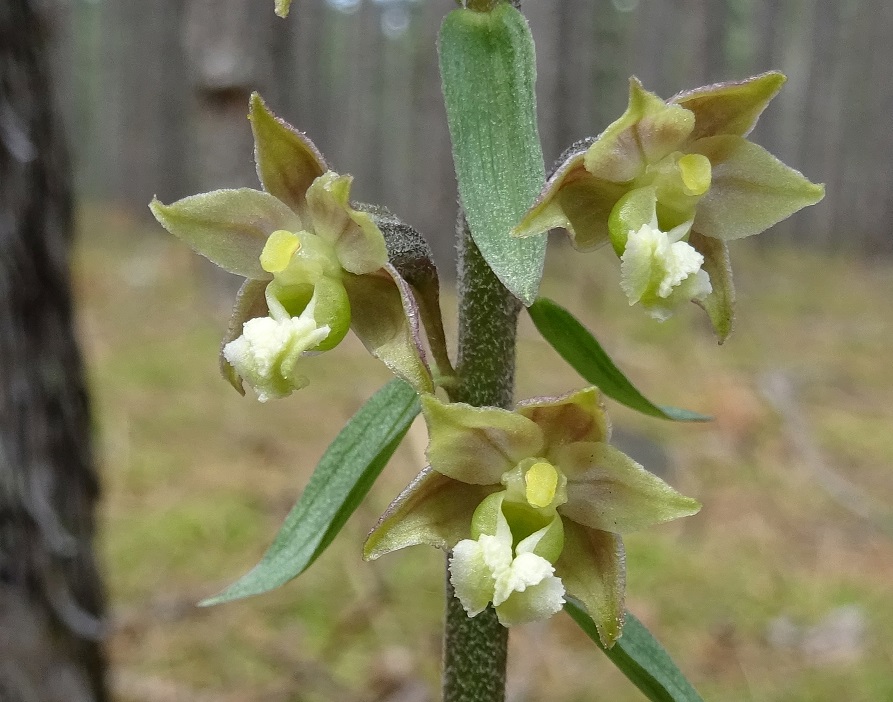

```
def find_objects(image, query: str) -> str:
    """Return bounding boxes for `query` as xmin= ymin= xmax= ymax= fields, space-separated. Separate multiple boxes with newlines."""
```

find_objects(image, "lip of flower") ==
xmin=449 ymin=497 xmax=566 ymax=627
xmin=149 ymin=92 xmax=434 ymax=395
xmin=364 ymin=387 xmax=701 ymax=644
xmin=222 ymin=290 xmax=331 ymax=403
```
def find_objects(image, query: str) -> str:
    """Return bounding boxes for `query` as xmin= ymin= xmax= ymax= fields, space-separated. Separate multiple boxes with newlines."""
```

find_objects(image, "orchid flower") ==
xmin=151 ymin=94 xmax=434 ymax=399
xmin=365 ymin=387 xmax=700 ymax=645
xmin=513 ymin=73 xmax=824 ymax=339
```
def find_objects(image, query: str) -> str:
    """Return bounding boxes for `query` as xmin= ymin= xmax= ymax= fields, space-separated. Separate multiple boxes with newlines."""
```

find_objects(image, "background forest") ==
xmin=36 ymin=0 xmax=893 ymax=700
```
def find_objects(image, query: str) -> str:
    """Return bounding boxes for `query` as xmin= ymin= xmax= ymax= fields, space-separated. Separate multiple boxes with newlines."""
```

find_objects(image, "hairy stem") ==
xmin=442 ymin=213 xmax=521 ymax=702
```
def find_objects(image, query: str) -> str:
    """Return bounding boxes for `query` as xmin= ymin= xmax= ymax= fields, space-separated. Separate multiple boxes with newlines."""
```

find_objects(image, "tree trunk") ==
xmin=0 ymin=2 xmax=107 ymax=701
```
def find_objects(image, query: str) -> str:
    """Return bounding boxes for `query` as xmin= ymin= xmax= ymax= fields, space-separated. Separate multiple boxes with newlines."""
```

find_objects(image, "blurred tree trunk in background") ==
xmin=184 ymin=0 xmax=275 ymax=193
xmin=183 ymin=0 xmax=277 ymax=295
xmin=0 ymin=1 xmax=107 ymax=701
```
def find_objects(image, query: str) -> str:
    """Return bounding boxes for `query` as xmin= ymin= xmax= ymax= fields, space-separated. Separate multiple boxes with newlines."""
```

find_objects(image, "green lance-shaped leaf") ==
xmin=202 ymin=379 xmax=421 ymax=605
xmin=439 ymin=2 xmax=547 ymax=306
xmin=565 ymin=600 xmax=705 ymax=702
xmin=528 ymin=298 xmax=709 ymax=422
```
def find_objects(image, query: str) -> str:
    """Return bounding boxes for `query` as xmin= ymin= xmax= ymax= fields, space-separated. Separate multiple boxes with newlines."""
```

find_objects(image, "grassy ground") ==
xmin=74 ymin=205 xmax=893 ymax=702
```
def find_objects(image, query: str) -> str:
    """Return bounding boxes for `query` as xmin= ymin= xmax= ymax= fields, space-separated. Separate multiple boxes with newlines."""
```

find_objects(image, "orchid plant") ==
xmin=152 ymin=1 xmax=823 ymax=700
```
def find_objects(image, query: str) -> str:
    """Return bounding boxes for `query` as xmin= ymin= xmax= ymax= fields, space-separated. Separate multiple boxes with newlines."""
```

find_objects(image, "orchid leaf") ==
xmin=566 ymin=600 xmax=705 ymax=702
xmin=439 ymin=3 xmax=547 ymax=306
xmin=528 ymin=298 xmax=710 ymax=421
xmin=202 ymin=379 xmax=420 ymax=605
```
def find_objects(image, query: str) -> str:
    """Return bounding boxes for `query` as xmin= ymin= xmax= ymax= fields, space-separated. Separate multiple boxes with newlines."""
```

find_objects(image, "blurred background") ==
xmin=4 ymin=0 xmax=893 ymax=700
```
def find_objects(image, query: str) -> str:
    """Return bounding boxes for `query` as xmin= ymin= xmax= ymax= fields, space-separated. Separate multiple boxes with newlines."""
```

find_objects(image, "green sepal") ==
xmin=689 ymin=135 xmax=825 ymax=241
xmin=149 ymin=189 xmax=298 ymax=279
xmin=250 ymin=92 xmax=327 ymax=217
xmin=274 ymin=0 xmax=292 ymax=18
xmin=672 ymin=71 xmax=786 ymax=141
xmin=566 ymin=600 xmax=705 ymax=702
xmin=552 ymin=442 xmax=701 ymax=533
xmin=527 ymin=298 xmax=711 ymax=421
xmin=202 ymin=379 xmax=420 ymax=605
xmin=364 ymin=467 xmax=498 ymax=560
xmin=364 ymin=204 xmax=456 ymax=382
xmin=556 ymin=522 xmax=626 ymax=647
xmin=343 ymin=265 xmax=433 ymax=394
xmin=439 ymin=3 xmax=547 ymax=305
xmin=689 ymin=231 xmax=735 ymax=343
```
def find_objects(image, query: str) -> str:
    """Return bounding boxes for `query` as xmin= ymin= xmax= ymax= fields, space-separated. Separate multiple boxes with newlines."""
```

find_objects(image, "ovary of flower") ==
xmin=620 ymin=221 xmax=712 ymax=321
xmin=449 ymin=509 xmax=565 ymax=627
xmin=222 ymin=292 xmax=330 ymax=402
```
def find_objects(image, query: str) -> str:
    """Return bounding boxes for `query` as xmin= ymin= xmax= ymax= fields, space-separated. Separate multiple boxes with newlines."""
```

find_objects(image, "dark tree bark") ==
xmin=0 ymin=2 xmax=107 ymax=701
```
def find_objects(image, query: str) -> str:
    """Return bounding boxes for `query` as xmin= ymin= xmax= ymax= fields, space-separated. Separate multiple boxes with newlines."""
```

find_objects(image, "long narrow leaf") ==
xmin=202 ymin=379 xmax=421 ymax=605
xmin=528 ymin=298 xmax=709 ymax=422
xmin=565 ymin=599 xmax=705 ymax=702
xmin=439 ymin=3 xmax=547 ymax=306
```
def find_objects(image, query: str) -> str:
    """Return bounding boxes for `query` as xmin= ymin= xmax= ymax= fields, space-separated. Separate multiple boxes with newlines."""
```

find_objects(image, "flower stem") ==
xmin=442 ymin=212 xmax=520 ymax=702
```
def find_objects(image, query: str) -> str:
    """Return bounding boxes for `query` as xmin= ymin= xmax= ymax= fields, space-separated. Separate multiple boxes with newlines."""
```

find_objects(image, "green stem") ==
xmin=442 ymin=212 xmax=520 ymax=702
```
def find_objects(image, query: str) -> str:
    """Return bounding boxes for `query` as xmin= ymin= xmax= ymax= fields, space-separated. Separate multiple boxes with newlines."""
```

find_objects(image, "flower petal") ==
xmin=584 ymin=78 xmax=694 ymax=183
xmin=690 ymin=135 xmax=825 ymax=241
xmin=671 ymin=71 xmax=786 ymax=141
xmin=364 ymin=468 xmax=498 ymax=560
xmin=250 ymin=92 xmax=327 ymax=217
xmin=689 ymin=231 xmax=735 ymax=343
xmin=343 ymin=265 xmax=433 ymax=394
xmin=422 ymin=396 xmax=545 ymax=485
xmin=555 ymin=442 xmax=701 ymax=533
xmin=556 ymin=522 xmax=626 ymax=647
xmin=305 ymin=172 xmax=389 ymax=274
xmin=220 ymin=278 xmax=269 ymax=394
xmin=516 ymin=387 xmax=610 ymax=453
xmin=150 ymin=189 xmax=298 ymax=279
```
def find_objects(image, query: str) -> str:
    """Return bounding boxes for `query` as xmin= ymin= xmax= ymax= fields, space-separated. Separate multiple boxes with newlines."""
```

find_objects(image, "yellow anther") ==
xmin=260 ymin=230 xmax=302 ymax=273
xmin=678 ymin=153 xmax=712 ymax=196
xmin=525 ymin=461 xmax=559 ymax=509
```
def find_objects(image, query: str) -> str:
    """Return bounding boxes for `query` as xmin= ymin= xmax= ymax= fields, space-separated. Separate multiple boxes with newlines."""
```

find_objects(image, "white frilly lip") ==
xmin=449 ymin=507 xmax=565 ymax=627
xmin=620 ymin=221 xmax=712 ymax=321
xmin=223 ymin=290 xmax=330 ymax=402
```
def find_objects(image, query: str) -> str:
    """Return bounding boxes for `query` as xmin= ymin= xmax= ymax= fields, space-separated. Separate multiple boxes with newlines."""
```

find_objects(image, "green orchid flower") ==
xmin=513 ymin=72 xmax=825 ymax=339
xmin=364 ymin=387 xmax=700 ymax=645
xmin=151 ymin=93 xmax=434 ymax=399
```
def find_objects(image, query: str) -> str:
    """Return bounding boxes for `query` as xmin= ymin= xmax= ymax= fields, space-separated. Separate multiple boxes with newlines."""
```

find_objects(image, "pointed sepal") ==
xmin=672 ymin=71 xmax=786 ymax=140
xmin=690 ymin=135 xmax=825 ymax=241
xmin=364 ymin=467 xmax=498 ymax=560
xmin=250 ymin=92 xmax=327 ymax=217
xmin=150 ymin=189 xmax=298 ymax=279
xmin=557 ymin=522 xmax=626 ymax=647
xmin=343 ymin=264 xmax=433 ymax=394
